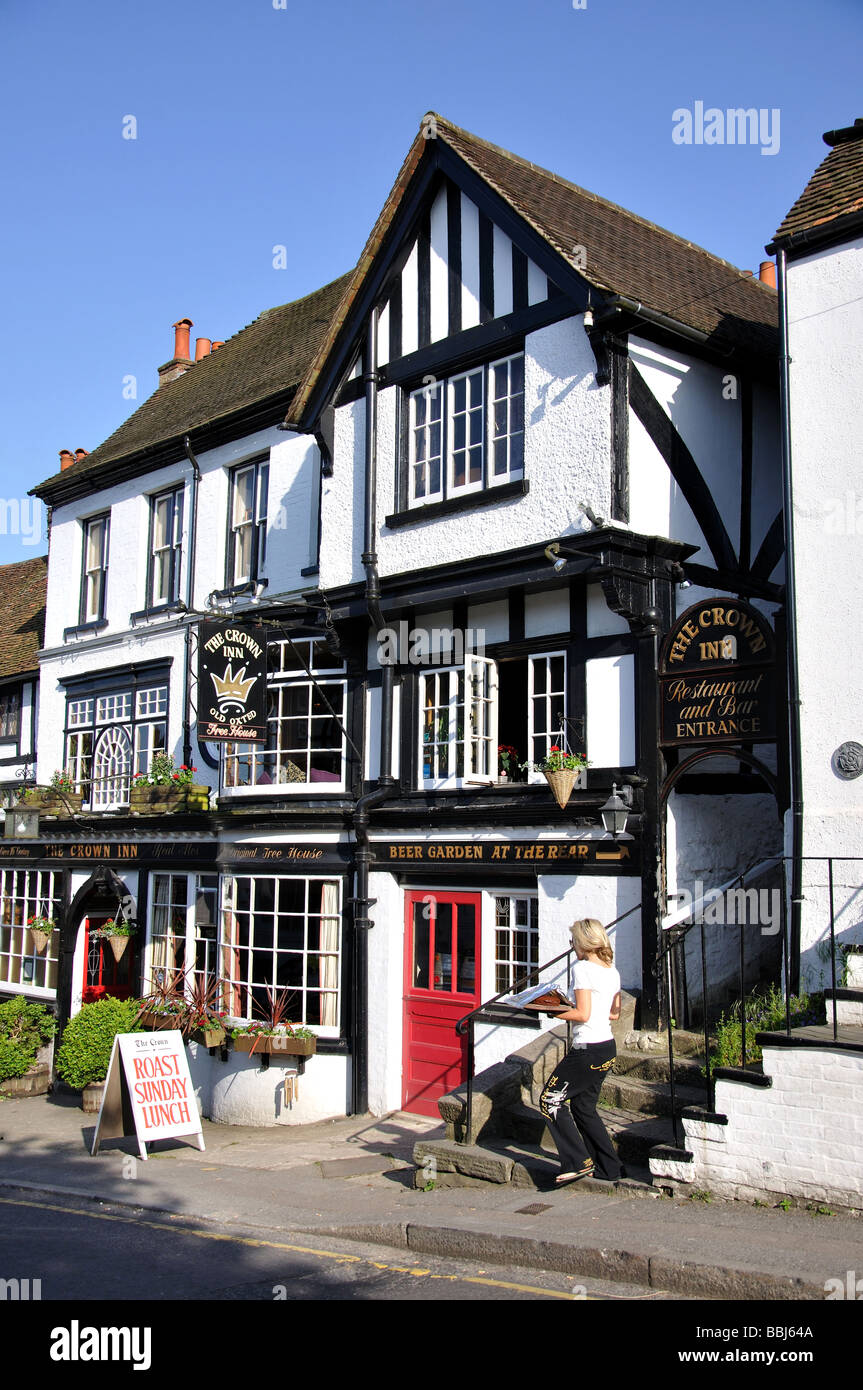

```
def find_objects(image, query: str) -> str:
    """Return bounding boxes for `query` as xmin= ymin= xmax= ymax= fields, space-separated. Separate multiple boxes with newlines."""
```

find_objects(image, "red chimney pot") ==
xmin=59 ymin=449 xmax=75 ymax=471
xmin=195 ymin=338 xmax=212 ymax=361
xmin=759 ymin=260 xmax=777 ymax=288
xmin=172 ymin=318 xmax=194 ymax=362
xmin=211 ymin=341 xmax=224 ymax=351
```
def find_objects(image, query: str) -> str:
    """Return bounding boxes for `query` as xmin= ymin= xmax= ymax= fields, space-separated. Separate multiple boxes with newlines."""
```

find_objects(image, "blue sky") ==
xmin=1 ymin=0 xmax=859 ymax=564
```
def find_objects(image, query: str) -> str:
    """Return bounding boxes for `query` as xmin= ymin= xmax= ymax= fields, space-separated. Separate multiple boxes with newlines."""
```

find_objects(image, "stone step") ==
xmin=505 ymin=1100 xmax=681 ymax=1166
xmin=412 ymin=1134 xmax=655 ymax=1192
xmin=612 ymin=1048 xmax=707 ymax=1086
xmin=601 ymin=1073 xmax=707 ymax=1117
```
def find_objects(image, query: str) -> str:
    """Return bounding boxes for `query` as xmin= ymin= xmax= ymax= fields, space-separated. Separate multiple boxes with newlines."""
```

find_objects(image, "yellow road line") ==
xmin=0 ymin=1194 xmax=583 ymax=1299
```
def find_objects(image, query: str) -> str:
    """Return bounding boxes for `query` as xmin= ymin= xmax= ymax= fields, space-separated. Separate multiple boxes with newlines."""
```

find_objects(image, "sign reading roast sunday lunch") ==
xmin=92 ymin=1031 xmax=204 ymax=1160
xmin=197 ymin=620 xmax=267 ymax=742
xmin=659 ymin=599 xmax=777 ymax=748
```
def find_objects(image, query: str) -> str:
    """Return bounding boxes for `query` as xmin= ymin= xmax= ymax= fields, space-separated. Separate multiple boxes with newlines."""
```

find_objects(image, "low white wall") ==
xmin=650 ymin=1042 xmax=863 ymax=1208
xmin=189 ymin=1042 xmax=350 ymax=1127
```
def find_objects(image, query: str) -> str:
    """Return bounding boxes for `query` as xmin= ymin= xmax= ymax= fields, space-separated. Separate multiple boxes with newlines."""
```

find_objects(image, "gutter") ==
xmin=775 ymin=250 xmax=804 ymax=991
xmin=182 ymin=436 xmax=202 ymax=768
xmin=351 ymin=310 xmax=397 ymax=1115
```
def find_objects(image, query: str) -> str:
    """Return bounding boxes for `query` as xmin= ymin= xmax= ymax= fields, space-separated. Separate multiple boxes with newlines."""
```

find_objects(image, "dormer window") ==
xmin=406 ymin=353 xmax=524 ymax=509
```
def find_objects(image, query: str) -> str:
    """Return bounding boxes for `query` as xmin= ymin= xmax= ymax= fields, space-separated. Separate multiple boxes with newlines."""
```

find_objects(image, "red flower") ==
xmin=549 ymin=745 xmax=560 ymax=753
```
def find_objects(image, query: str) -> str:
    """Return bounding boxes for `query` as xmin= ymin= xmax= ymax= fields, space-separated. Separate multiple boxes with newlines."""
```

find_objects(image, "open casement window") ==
xmin=527 ymin=651 xmax=567 ymax=784
xmin=419 ymin=655 xmax=498 ymax=789
xmin=222 ymin=638 xmax=347 ymax=794
xmin=228 ymin=460 xmax=269 ymax=586
xmin=81 ymin=514 xmax=110 ymax=623
xmin=407 ymin=353 xmax=524 ymax=509
xmin=149 ymin=487 xmax=184 ymax=608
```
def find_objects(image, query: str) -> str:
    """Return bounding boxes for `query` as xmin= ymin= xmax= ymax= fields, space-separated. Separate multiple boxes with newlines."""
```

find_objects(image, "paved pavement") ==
xmin=1 ymin=1090 xmax=861 ymax=1303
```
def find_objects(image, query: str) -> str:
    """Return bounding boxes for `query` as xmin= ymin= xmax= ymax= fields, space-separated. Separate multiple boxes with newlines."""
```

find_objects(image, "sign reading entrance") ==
xmin=659 ymin=599 xmax=777 ymax=748
xmin=91 ymin=1031 xmax=204 ymax=1160
xmin=198 ymin=620 xmax=267 ymax=742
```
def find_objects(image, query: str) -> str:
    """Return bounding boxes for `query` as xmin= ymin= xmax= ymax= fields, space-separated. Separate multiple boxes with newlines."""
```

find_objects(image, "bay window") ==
xmin=64 ymin=677 xmax=168 ymax=809
xmin=222 ymin=639 xmax=347 ymax=793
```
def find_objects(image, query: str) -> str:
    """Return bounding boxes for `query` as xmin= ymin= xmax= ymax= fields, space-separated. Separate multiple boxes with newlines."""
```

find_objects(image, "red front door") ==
xmin=402 ymin=891 xmax=481 ymax=1117
xmin=82 ymin=916 xmax=136 ymax=1003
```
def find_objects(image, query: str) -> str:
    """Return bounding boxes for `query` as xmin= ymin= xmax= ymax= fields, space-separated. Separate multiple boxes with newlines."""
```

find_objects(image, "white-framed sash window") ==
xmin=527 ymin=651 xmax=567 ymax=783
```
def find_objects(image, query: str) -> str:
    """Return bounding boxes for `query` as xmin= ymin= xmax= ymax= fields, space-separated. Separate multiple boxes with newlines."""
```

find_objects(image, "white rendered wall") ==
xmin=785 ymin=238 xmax=863 ymax=975
xmin=367 ymin=869 xmax=407 ymax=1115
xmin=318 ymin=317 xmax=611 ymax=590
xmin=650 ymin=1044 xmax=863 ymax=1209
xmin=585 ymin=654 xmax=635 ymax=767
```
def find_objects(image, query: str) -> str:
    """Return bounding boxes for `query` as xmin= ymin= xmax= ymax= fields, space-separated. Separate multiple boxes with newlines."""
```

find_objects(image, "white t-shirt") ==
xmin=568 ymin=959 xmax=621 ymax=1044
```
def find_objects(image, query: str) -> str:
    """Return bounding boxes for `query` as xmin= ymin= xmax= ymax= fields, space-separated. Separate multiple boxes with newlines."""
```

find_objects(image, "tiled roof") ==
xmin=772 ymin=120 xmax=863 ymax=244
xmin=287 ymin=114 xmax=778 ymax=423
xmin=0 ymin=555 xmax=47 ymax=678
xmin=34 ymin=274 xmax=353 ymax=496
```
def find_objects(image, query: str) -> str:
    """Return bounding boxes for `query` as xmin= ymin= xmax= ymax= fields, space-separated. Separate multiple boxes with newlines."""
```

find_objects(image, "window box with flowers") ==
xmin=229 ymin=1023 xmax=317 ymax=1057
xmin=130 ymin=754 xmax=210 ymax=813
xmin=20 ymin=771 xmax=84 ymax=818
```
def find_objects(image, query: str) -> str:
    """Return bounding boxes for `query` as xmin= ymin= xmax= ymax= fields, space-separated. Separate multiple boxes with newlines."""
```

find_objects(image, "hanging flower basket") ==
xmin=544 ymin=769 xmax=579 ymax=809
xmin=31 ymin=929 xmax=51 ymax=954
xmin=107 ymin=935 xmax=129 ymax=963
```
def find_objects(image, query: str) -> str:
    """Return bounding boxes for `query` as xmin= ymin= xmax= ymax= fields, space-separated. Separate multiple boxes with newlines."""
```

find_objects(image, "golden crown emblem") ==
xmin=211 ymin=664 xmax=256 ymax=705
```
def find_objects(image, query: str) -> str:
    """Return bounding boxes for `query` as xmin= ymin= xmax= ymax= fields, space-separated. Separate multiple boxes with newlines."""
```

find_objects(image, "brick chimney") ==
xmin=157 ymin=318 xmax=194 ymax=388
xmin=759 ymin=260 xmax=777 ymax=288
xmin=59 ymin=449 xmax=75 ymax=471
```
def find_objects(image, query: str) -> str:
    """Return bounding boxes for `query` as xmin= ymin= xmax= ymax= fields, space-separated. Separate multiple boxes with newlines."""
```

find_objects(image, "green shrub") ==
xmin=710 ymin=984 xmax=824 ymax=1069
xmin=0 ymin=997 xmax=56 ymax=1081
xmin=55 ymin=997 xmax=141 ymax=1089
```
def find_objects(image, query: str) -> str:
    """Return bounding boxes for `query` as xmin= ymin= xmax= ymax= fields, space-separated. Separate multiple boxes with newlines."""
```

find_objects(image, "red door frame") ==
xmin=401 ymin=890 xmax=482 ymax=1117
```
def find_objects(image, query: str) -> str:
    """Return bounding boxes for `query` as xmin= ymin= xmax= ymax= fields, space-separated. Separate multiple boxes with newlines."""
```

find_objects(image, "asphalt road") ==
xmin=0 ymin=1187 xmax=677 ymax=1303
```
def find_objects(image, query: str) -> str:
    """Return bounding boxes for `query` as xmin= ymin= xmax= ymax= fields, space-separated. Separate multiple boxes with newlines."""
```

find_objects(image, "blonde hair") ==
xmin=570 ymin=918 xmax=613 ymax=965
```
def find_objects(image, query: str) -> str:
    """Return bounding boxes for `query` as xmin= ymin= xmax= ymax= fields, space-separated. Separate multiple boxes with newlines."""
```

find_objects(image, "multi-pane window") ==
xmin=64 ymin=682 xmax=168 ymax=808
xmin=80 ymin=514 xmax=110 ymax=623
xmin=0 ymin=870 xmax=62 ymax=996
xmin=527 ymin=652 xmax=567 ymax=781
xmin=419 ymin=656 xmax=498 ymax=788
xmin=149 ymin=487 xmax=184 ymax=607
xmin=222 ymin=639 xmax=346 ymax=792
xmin=495 ymin=895 xmax=539 ymax=995
xmin=0 ymin=690 xmax=19 ymax=739
xmin=407 ymin=353 xmax=524 ymax=509
xmin=228 ymin=459 xmax=269 ymax=586
xmin=220 ymin=875 xmax=341 ymax=1028
xmin=145 ymin=872 xmax=220 ymax=994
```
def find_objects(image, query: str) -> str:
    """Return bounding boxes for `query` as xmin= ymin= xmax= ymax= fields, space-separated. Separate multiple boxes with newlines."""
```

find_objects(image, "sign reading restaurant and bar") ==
xmin=197 ymin=620 xmax=267 ymax=743
xmin=659 ymin=599 xmax=777 ymax=748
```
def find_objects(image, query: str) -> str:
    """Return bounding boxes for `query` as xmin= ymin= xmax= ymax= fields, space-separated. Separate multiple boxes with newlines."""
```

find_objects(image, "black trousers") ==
xmin=538 ymin=1038 xmax=622 ymax=1179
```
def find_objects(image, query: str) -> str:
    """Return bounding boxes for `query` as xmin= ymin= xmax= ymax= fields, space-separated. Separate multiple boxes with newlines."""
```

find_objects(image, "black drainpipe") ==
xmin=182 ymin=435 xmax=202 ymax=768
xmin=351 ymin=310 xmax=396 ymax=1115
xmin=776 ymin=250 xmax=804 ymax=990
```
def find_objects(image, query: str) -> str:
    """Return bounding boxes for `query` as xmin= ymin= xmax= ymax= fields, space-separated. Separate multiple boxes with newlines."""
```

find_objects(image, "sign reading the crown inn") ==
xmin=198 ymin=621 xmax=267 ymax=742
xmin=659 ymin=599 xmax=778 ymax=748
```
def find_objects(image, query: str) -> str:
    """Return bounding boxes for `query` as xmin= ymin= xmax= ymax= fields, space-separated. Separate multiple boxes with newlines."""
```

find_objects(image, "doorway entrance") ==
xmin=82 ymin=915 xmax=136 ymax=1003
xmin=402 ymin=890 xmax=481 ymax=1117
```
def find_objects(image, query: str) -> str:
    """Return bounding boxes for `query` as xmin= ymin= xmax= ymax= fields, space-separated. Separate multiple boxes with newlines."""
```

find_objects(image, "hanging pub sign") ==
xmin=198 ymin=620 xmax=267 ymax=742
xmin=659 ymin=599 xmax=778 ymax=748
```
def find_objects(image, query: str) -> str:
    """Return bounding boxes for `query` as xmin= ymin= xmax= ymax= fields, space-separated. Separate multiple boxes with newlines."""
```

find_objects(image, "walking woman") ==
xmin=539 ymin=918 xmax=624 ymax=1185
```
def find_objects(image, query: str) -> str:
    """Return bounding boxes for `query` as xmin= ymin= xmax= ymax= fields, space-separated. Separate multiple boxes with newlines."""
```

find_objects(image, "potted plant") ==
xmin=0 ymin=997 xmax=56 ymax=1098
xmin=185 ymin=973 xmax=228 ymax=1047
xmin=230 ymin=987 xmax=316 ymax=1057
xmin=521 ymin=745 xmax=589 ymax=809
xmin=93 ymin=918 xmax=137 ymax=963
xmin=497 ymin=745 xmax=520 ymax=782
xmin=27 ymin=913 xmax=57 ymax=955
xmin=54 ymin=996 xmax=141 ymax=1111
xmin=130 ymin=754 xmax=210 ymax=813
xmin=134 ymin=967 xmax=189 ymax=1031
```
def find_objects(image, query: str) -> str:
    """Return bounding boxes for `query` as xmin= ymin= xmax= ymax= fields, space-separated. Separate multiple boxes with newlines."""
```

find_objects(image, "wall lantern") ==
xmin=599 ymin=783 xmax=633 ymax=839
xmin=4 ymin=808 xmax=40 ymax=839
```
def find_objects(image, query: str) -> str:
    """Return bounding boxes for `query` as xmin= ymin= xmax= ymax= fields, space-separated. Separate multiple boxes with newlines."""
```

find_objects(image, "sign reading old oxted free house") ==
xmin=659 ymin=599 xmax=778 ymax=748
xmin=198 ymin=620 xmax=267 ymax=742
